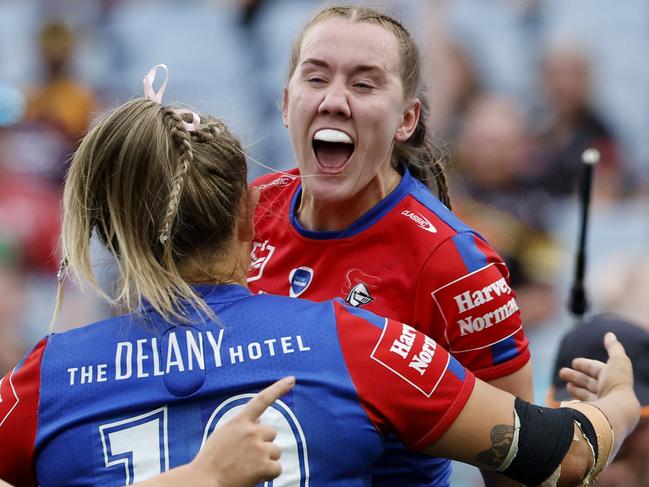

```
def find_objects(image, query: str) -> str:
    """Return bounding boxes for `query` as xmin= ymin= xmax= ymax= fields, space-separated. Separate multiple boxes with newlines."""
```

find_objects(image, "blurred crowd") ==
xmin=0 ymin=0 xmax=647 ymax=461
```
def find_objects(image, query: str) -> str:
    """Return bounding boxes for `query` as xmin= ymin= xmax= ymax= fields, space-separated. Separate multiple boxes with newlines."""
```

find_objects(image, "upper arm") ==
xmin=413 ymin=232 xmax=530 ymax=380
xmin=333 ymin=302 xmax=476 ymax=449
xmin=0 ymin=339 xmax=46 ymax=487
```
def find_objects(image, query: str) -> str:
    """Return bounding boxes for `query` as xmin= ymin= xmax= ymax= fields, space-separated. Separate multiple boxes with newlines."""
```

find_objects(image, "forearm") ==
xmin=568 ymin=386 xmax=640 ymax=460
xmin=480 ymin=363 xmax=533 ymax=487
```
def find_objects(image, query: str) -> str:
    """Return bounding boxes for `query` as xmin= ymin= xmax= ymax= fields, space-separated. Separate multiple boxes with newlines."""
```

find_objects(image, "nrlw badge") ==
xmin=432 ymin=263 xmax=522 ymax=353
xmin=248 ymin=240 xmax=276 ymax=282
xmin=289 ymin=267 xmax=313 ymax=298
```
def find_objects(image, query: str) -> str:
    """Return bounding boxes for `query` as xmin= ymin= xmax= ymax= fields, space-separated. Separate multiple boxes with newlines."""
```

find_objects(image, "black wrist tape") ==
xmin=502 ymin=398 xmax=575 ymax=485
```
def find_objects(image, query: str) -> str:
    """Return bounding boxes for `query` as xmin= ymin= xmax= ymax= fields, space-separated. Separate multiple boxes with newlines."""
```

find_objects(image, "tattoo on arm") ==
xmin=476 ymin=424 xmax=514 ymax=469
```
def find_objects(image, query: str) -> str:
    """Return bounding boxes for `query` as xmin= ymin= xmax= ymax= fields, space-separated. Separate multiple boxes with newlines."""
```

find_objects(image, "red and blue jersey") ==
xmin=0 ymin=285 xmax=474 ymax=486
xmin=250 ymin=167 xmax=530 ymax=485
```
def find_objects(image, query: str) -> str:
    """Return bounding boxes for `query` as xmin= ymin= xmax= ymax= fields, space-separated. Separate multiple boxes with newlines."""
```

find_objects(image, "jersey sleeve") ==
xmin=0 ymin=338 xmax=46 ymax=487
xmin=333 ymin=301 xmax=475 ymax=451
xmin=412 ymin=232 xmax=530 ymax=381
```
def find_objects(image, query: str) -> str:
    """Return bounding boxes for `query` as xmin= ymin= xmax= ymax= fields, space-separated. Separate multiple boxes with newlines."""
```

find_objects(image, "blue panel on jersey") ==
xmin=447 ymin=355 xmax=466 ymax=382
xmin=491 ymin=335 xmax=519 ymax=365
xmin=289 ymin=168 xmax=414 ymax=240
xmin=333 ymin=299 xmax=386 ymax=330
xmin=409 ymin=178 xmax=474 ymax=234
xmin=451 ymin=233 xmax=488 ymax=272
xmin=371 ymin=436 xmax=451 ymax=487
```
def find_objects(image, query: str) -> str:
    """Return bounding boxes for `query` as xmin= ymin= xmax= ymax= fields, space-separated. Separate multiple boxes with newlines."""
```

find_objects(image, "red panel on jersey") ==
xmin=250 ymin=169 xmax=530 ymax=382
xmin=371 ymin=321 xmax=450 ymax=398
xmin=333 ymin=302 xmax=475 ymax=450
xmin=0 ymin=338 xmax=46 ymax=487
xmin=432 ymin=262 xmax=521 ymax=353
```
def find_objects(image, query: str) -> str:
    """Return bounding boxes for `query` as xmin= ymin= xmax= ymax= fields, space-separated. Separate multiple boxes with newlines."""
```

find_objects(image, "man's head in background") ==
xmin=549 ymin=314 xmax=649 ymax=487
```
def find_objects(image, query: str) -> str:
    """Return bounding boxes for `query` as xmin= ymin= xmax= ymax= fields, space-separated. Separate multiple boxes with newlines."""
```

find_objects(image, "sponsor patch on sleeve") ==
xmin=432 ymin=263 xmax=522 ymax=353
xmin=370 ymin=320 xmax=450 ymax=397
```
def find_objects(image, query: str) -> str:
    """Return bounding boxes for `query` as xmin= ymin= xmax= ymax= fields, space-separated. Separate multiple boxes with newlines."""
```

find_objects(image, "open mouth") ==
xmin=312 ymin=129 xmax=354 ymax=174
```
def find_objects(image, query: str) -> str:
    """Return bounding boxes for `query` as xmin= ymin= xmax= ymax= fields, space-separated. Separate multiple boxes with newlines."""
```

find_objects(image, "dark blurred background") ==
xmin=0 ymin=1 xmax=647 ymax=483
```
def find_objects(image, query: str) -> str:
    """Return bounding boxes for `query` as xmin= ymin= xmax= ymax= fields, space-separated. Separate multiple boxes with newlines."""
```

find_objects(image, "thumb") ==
xmin=604 ymin=332 xmax=627 ymax=361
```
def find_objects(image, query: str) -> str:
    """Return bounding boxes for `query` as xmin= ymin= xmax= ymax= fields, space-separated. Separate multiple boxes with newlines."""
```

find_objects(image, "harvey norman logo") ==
xmin=401 ymin=210 xmax=437 ymax=233
xmin=454 ymin=277 xmax=518 ymax=337
xmin=432 ymin=263 xmax=522 ymax=353
xmin=371 ymin=320 xmax=449 ymax=397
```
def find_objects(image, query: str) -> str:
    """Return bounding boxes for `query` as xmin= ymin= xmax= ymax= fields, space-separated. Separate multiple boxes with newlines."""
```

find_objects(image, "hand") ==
xmin=190 ymin=376 xmax=296 ymax=487
xmin=559 ymin=332 xmax=634 ymax=402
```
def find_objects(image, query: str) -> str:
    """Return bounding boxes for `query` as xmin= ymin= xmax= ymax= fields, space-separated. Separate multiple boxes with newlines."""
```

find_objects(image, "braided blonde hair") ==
xmin=56 ymin=98 xmax=247 ymax=324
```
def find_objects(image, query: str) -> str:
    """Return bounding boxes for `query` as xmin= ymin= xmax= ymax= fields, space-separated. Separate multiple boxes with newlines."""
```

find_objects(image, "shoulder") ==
xmin=387 ymin=176 xmax=487 ymax=261
xmin=0 ymin=338 xmax=48 ymax=486
xmin=251 ymin=169 xmax=300 ymax=194
xmin=406 ymin=177 xmax=477 ymax=237
xmin=47 ymin=314 xmax=133 ymax=347
xmin=243 ymin=292 xmax=338 ymax=323
xmin=251 ymin=169 xmax=300 ymax=223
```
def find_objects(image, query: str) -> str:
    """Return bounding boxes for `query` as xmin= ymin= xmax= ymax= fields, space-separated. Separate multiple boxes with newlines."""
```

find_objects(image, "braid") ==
xmin=191 ymin=121 xmax=223 ymax=144
xmin=160 ymin=109 xmax=195 ymax=244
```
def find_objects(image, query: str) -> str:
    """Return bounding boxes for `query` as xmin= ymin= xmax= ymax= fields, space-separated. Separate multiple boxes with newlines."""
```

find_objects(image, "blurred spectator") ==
xmin=534 ymin=44 xmax=622 ymax=199
xmin=24 ymin=20 xmax=99 ymax=140
xmin=0 ymin=121 xmax=70 ymax=184
xmin=426 ymin=38 xmax=482 ymax=140
xmin=549 ymin=314 xmax=649 ymax=487
xmin=591 ymin=243 xmax=649 ymax=329
xmin=0 ymin=128 xmax=62 ymax=275
xmin=420 ymin=1 xmax=483 ymax=138
xmin=22 ymin=20 xmax=99 ymax=183
xmin=453 ymin=95 xmax=561 ymax=327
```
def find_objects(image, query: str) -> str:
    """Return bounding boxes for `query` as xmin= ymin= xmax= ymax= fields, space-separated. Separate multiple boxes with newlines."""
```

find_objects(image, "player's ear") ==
xmin=395 ymin=98 xmax=420 ymax=142
xmin=237 ymin=187 xmax=259 ymax=243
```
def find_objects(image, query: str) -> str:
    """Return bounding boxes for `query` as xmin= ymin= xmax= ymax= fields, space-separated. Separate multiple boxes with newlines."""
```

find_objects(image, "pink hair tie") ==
xmin=142 ymin=64 xmax=200 ymax=132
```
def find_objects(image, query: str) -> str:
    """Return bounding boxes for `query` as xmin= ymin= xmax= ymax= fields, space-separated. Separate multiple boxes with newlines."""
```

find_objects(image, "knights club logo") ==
xmin=342 ymin=268 xmax=380 ymax=307
xmin=346 ymin=283 xmax=374 ymax=307
xmin=289 ymin=266 xmax=314 ymax=298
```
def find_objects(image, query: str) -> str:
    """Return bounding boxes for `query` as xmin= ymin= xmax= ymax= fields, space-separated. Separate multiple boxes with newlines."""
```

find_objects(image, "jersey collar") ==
xmin=290 ymin=166 xmax=414 ymax=240
xmin=139 ymin=284 xmax=252 ymax=315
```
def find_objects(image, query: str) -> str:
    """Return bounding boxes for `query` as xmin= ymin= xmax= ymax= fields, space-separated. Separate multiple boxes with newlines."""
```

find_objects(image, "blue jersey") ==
xmin=0 ymin=285 xmax=474 ymax=486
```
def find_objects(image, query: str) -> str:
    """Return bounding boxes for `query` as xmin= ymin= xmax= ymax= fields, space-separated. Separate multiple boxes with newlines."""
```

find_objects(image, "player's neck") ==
xmin=297 ymin=168 xmax=402 ymax=232
xmin=179 ymin=241 xmax=249 ymax=287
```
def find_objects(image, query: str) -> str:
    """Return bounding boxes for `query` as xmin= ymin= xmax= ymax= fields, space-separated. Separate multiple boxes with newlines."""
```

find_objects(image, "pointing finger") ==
xmin=242 ymin=376 xmax=296 ymax=421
